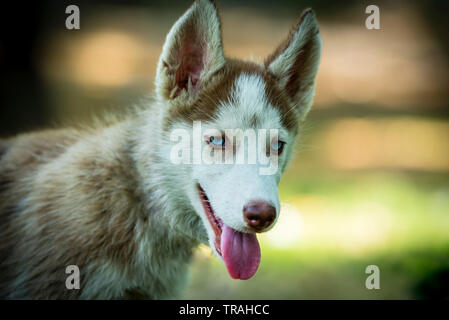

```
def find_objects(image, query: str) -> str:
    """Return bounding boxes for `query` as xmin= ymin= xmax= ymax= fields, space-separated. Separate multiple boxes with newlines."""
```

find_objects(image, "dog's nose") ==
xmin=243 ymin=201 xmax=276 ymax=232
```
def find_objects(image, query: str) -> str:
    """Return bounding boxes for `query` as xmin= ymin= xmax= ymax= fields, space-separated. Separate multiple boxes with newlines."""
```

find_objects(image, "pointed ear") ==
xmin=265 ymin=9 xmax=322 ymax=120
xmin=155 ymin=0 xmax=225 ymax=104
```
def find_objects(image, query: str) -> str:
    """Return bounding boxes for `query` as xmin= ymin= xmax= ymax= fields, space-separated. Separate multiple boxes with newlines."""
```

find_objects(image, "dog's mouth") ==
xmin=197 ymin=184 xmax=224 ymax=255
xmin=197 ymin=184 xmax=261 ymax=280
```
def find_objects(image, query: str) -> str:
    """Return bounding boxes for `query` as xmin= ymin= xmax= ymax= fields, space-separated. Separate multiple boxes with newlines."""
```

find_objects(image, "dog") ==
xmin=0 ymin=0 xmax=321 ymax=299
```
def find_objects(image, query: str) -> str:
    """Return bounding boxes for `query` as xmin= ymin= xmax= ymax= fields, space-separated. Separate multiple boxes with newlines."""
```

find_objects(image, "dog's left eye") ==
xmin=208 ymin=136 xmax=225 ymax=147
xmin=272 ymin=141 xmax=285 ymax=154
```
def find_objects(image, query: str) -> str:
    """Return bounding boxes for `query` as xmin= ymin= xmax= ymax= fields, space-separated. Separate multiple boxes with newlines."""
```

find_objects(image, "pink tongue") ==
xmin=221 ymin=224 xmax=261 ymax=280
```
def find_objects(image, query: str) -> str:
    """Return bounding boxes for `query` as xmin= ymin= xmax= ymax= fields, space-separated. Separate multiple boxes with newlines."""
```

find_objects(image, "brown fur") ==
xmin=166 ymin=59 xmax=298 ymax=133
xmin=264 ymin=8 xmax=320 ymax=111
xmin=0 ymin=122 xmax=194 ymax=299
xmin=264 ymin=8 xmax=316 ymax=68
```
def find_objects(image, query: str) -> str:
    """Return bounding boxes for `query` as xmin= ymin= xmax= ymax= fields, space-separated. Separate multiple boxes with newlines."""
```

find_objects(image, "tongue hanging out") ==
xmin=197 ymin=184 xmax=261 ymax=280
xmin=221 ymin=224 xmax=261 ymax=280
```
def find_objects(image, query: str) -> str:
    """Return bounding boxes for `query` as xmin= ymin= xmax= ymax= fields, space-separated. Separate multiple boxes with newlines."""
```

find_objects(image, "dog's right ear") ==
xmin=155 ymin=0 xmax=225 ymax=105
xmin=265 ymin=9 xmax=321 ymax=121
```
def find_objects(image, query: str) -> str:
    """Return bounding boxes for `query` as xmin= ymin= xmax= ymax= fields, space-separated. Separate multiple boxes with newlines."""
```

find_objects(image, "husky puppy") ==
xmin=0 ymin=0 xmax=321 ymax=299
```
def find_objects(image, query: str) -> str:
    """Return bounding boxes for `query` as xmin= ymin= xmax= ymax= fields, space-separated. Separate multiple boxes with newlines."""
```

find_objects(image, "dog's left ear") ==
xmin=265 ymin=9 xmax=322 ymax=120
xmin=155 ymin=0 xmax=225 ymax=105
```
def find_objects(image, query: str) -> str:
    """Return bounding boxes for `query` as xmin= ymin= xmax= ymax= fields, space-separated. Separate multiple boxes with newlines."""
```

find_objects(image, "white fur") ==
xmin=188 ymin=74 xmax=292 ymax=257
xmin=266 ymin=10 xmax=322 ymax=120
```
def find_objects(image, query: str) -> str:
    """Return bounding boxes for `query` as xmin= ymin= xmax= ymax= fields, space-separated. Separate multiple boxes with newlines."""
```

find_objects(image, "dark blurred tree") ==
xmin=0 ymin=2 xmax=49 ymax=136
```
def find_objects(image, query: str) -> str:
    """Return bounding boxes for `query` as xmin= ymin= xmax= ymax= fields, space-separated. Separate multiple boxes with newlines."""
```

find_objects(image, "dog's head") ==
xmin=155 ymin=0 xmax=321 ymax=279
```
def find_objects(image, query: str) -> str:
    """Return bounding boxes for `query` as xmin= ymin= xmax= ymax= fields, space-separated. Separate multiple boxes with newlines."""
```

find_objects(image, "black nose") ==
xmin=243 ymin=201 xmax=276 ymax=232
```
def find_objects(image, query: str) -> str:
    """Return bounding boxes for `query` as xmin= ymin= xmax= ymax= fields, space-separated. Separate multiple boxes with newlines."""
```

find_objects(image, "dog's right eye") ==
xmin=208 ymin=136 xmax=225 ymax=147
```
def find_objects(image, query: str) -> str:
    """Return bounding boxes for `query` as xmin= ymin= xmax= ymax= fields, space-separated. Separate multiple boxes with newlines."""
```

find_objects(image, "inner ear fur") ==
xmin=264 ymin=9 xmax=322 ymax=120
xmin=155 ymin=0 xmax=226 ymax=104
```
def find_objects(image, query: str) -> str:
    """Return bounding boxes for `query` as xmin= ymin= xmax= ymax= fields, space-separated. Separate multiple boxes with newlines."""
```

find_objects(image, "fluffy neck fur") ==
xmin=1 ymin=107 xmax=204 ymax=299
xmin=85 ymin=109 xmax=206 ymax=299
xmin=132 ymin=106 xmax=207 ymax=245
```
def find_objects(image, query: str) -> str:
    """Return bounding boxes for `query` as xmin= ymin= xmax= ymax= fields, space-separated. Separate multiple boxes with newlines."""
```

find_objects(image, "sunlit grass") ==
xmin=276 ymin=171 xmax=449 ymax=253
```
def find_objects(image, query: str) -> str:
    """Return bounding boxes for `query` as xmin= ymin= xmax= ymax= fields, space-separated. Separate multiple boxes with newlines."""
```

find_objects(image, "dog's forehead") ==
xmin=165 ymin=61 xmax=298 ymax=134
xmin=214 ymin=74 xmax=283 ymax=131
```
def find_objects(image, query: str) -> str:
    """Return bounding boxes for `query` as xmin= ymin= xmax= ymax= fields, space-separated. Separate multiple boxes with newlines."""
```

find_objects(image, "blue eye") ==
xmin=209 ymin=136 xmax=225 ymax=147
xmin=272 ymin=141 xmax=285 ymax=153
